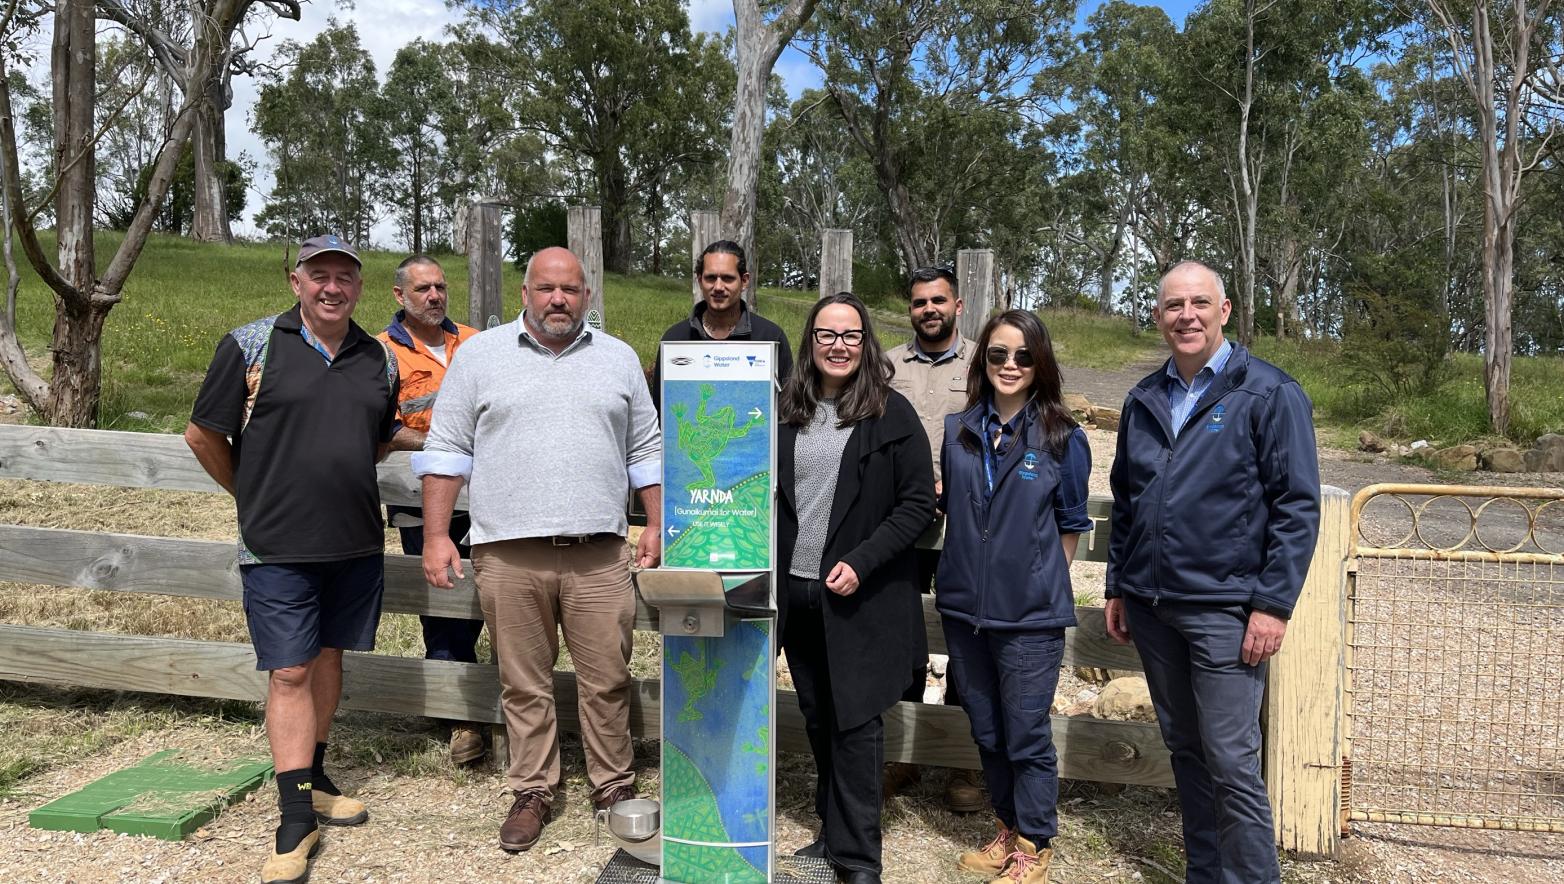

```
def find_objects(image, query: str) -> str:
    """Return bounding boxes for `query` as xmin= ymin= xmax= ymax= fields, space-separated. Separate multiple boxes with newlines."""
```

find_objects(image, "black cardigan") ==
xmin=778 ymin=391 xmax=935 ymax=730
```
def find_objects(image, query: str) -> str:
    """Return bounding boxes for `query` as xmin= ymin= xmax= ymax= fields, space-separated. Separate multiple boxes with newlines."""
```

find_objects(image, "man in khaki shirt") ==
xmin=888 ymin=267 xmax=976 ymax=494
xmin=885 ymin=266 xmax=983 ymax=812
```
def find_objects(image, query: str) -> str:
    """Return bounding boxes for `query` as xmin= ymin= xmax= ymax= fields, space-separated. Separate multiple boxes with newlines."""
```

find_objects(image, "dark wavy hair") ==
xmin=964 ymin=309 xmax=1077 ymax=454
xmin=779 ymin=292 xmax=893 ymax=428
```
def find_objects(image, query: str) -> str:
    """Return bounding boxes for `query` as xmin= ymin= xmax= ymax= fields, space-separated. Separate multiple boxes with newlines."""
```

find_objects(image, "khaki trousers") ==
xmin=472 ymin=538 xmax=635 ymax=803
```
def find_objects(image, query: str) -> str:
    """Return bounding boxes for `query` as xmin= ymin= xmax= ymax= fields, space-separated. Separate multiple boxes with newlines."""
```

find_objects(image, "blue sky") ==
xmin=218 ymin=0 xmax=1205 ymax=242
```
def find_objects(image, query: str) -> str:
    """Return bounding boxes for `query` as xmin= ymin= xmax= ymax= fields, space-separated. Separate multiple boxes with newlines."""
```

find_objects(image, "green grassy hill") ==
xmin=2 ymin=233 xmax=920 ymax=432
xmin=4 ymin=233 xmax=1560 ymax=446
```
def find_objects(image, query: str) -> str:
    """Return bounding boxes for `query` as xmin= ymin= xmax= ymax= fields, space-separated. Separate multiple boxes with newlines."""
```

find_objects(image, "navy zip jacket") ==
xmin=935 ymin=401 xmax=1092 ymax=631
xmin=1106 ymin=343 xmax=1320 ymax=617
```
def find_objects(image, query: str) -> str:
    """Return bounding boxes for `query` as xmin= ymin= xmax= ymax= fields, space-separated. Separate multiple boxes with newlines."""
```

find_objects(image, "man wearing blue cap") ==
xmin=185 ymin=234 xmax=401 ymax=884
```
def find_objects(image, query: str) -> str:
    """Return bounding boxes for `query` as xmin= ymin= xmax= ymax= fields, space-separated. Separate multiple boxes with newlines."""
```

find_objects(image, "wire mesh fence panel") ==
xmin=1348 ymin=485 xmax=1564 ymax=832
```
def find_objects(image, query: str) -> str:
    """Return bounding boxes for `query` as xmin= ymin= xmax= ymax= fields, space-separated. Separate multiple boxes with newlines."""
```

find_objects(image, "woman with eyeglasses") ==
xmin=777 ymin=292 xmax=935 ymax=884
xmin=935 ymin=309 xmax=1090 ymax=884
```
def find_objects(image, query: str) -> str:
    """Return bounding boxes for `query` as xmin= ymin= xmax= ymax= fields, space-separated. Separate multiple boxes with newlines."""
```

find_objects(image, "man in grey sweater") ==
xmin=413 ymin=247 xmax=663 ymax=853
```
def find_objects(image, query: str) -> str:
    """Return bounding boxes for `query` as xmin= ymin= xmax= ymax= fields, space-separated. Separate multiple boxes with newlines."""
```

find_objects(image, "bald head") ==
xmin=525 ymin=246 xmax=585 ymax=287
xmin=522 ymin=246 xmax=588 ymax=351
xmin=1154 ymin=261 xmax=1231 ymax=381
xmin=1157 ymin=261 xmax=1224 ymax=307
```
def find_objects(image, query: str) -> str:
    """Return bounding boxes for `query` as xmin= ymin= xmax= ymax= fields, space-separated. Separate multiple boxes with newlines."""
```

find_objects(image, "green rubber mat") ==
xmin=29 ymin=749 xmax=274 ymax=841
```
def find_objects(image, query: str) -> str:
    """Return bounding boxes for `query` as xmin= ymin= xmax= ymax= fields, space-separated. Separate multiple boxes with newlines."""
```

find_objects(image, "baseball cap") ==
xmin=296 ymin=234 xmax=361 ymax=267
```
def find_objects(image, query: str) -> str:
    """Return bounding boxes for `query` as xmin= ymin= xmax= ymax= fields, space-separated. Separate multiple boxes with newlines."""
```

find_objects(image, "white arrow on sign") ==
xmin=749 ymin=408 xmax=763 ymax=420
xmin=667 ymin=526 xmax=680 ymax=537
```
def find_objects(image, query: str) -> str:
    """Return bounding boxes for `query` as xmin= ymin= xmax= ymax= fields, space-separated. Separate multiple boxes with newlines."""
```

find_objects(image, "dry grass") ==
xmin=10 ymin=473 xmax=1554 ymax=881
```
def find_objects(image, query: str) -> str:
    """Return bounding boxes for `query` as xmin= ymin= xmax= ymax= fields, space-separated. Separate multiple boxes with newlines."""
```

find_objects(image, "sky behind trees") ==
xmin=213 ymin=0 xmax=1199 ymax=244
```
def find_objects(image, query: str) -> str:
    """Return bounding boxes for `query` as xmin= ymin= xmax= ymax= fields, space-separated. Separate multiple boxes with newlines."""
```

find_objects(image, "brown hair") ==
xmin=779 ymin=292 xmax=893 ymax=428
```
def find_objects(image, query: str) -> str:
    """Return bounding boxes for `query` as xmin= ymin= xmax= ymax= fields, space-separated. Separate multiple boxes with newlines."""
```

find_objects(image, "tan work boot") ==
xmin=944 ymin=767 xmax=987 ymax=813
xmin=260 ymin=828 xmax=320 ymax=884
xmin=988 ymin=836 xmax=1052 ymax=883
xmin=882 ymin=761 xmax=922 ymax=800
xmin=957 ymin=819 xmax=1015 ymax=875
xmin=449 ymin=722 xmax=486 ymax=765
xmin=312 ymin=790 xmax=368 ymax=826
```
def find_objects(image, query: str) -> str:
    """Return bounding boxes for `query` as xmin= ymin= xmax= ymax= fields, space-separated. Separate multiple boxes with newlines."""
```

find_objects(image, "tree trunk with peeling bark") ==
xmin=1 ymin=0 xmax=247 ymax=427
xmin=93 ymin=0 xmax=301 ymax=244
xmin=720 ymin=0 xmax=818 ymax=305
xmin=188 ymin=78 xmax=231 ymax=242
xmin=1422 ymin=0 xmax=1556 ymax=436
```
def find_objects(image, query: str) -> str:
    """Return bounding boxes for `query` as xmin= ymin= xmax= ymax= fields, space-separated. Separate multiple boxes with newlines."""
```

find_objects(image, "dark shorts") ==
xmin=241 ymin=553 xmax=385 ymax=670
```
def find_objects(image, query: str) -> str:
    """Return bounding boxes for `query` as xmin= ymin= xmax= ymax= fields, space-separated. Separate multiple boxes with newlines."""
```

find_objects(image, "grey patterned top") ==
xmin=790 ymin=399 xmax=853 ymax=578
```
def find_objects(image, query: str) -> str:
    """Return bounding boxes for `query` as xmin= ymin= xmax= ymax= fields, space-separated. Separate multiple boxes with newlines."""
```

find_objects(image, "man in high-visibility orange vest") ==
xmin=379 ymin=254 xmax=487 ymax=765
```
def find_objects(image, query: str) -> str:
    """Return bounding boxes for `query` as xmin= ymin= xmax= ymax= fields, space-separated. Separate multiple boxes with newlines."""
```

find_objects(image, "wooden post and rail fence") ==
xmin=0 ymin=425 xmax=1351 ymax=857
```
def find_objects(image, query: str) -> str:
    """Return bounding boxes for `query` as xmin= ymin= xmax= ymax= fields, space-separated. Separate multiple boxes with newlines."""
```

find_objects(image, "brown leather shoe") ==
xmin=881 ymin=761 xmax=921 ymax=800
xmin=594 ymin=784 xmax=637 ymax=812
xmin=449 ymin=723 xmax=486 ymax=765
xmin=944 ymin=767 xmax=987 ymax=813
xmin=499 ymin=791 xmax=551 ymax=852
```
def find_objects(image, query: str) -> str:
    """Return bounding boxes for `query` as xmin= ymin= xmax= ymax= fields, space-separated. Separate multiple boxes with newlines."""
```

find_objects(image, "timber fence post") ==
xmin=568 ymin=205 xmax=606 ymax=330
xmin=1264 ymin=485 xmax=1351 ymax=857
xmin=819 ymin=229 xmax=853 ymax=299
xmin=689 ymin=210 xmax=721 ymax=304
xmin=956 ymin=249 xmax=996 ymax=341
xmin=466 ymin=201 xmax=504 ymax=331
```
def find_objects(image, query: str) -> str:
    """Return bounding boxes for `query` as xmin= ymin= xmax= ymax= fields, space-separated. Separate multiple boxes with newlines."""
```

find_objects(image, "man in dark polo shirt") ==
xmin=184 ymin=234 xmax=399 ymax=884
xmin=651 ymin=240 xmax=792 ymax=403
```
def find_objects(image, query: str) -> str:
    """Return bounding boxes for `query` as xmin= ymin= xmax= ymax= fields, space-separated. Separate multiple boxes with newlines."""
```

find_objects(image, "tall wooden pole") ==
xmin=568 ymin=205 xmax=606 ymax=330
xmin=956 ymin=249 xmax=997 ymax=341
xmin=689 ymin=209 xmax=722 ymax=304
xmin=466 ymin=201 xmax=503 ymax=331
xmin=818 ymin=229 xmax=853 ymax=299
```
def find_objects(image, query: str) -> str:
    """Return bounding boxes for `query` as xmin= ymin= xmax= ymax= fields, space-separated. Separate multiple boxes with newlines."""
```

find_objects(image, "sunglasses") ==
xmin=985 ymin=346 xmax=1035 ymax=368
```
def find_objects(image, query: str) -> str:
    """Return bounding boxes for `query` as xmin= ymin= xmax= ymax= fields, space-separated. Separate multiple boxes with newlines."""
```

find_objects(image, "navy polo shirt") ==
xmin=191 ymin=304 xmax=399 ymax=563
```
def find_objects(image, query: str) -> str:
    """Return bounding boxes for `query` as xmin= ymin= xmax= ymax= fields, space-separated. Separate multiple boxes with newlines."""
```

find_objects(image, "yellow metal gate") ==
xmin=1347 ymin=483 xmax=1564 ymax=832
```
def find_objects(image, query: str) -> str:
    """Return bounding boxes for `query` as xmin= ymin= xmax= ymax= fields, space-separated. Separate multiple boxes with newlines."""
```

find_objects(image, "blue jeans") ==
xmin=391 ymin=506 xmax=484 ymax=664
xmin=941 ymin=622 xmax=1065 ymax=840
xmin=1124 ymin=597 xmax=1280 ymax=884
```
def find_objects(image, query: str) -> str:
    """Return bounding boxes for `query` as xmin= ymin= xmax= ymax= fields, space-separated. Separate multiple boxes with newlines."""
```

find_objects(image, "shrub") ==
xmin=1339 ymin=249 xmax=1452 ymax=404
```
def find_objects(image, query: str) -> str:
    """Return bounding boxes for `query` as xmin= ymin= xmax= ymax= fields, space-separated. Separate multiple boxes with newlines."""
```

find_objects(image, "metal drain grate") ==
xmin=596 ymin=849 xmax=838 ymax=883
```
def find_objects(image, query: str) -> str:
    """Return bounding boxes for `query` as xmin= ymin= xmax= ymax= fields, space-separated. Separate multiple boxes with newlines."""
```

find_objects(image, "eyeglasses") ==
xmin=985 ymin=346 xmax=1035 ymax=368
xmin=812 ymin=328 xmax=865 ymax=347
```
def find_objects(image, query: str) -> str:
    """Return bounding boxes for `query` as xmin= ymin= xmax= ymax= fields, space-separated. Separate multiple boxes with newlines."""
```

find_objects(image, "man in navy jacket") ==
xmin=1105 ymin=261 xmax=1319 ymax=884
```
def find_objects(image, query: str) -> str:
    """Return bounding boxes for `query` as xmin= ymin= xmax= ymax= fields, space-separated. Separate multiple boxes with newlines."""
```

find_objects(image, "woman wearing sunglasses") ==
xmin=936 ymin=309 xmax=1091 ymax=884
xmin=777 ymin=292 xmax=936 ymax=884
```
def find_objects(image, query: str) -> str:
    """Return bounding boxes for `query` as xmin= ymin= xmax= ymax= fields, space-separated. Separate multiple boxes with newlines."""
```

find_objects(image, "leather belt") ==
xmin=537 ymin=533 xmax=618 ymax=547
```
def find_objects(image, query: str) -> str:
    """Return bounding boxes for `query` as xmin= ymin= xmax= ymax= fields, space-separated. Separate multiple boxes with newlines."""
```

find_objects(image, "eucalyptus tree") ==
xmin=382 ymin=40 xmax=457 ymax=253
xmin=450 ymin=0 xmax=731 ymax=273
xmin=721 ymin=0 xmax=819 ymax=287
xmin=1420 ymin=0 xmax=1563 ymax=434
xmin=0 ymin=0 xmax=257 ymax=426
xmin=251 ymin=20 xmax=389 ymax=245
xmin=806 ymin=0 xmax=1078 ymax=273
xmin=1180 ymin=0 xmax=1387 ymax=343
xmin=94 ymin=0 xmax=301 ymax=243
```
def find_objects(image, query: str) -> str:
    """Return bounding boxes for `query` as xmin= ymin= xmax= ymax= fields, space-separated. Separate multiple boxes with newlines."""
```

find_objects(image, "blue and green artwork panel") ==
xmin=663 ymin=619 xmax=774 ymax=882
xmin=662 ymin=379 xmax=772 ymax=571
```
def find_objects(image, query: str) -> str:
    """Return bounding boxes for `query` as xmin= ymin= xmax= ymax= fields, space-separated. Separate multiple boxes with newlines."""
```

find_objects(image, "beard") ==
xmin=538 ymin=310 xmax=582 ymax=339
xmin=405 ymin=302 xmax=447 ymax=328
xmin=914 ymin=314 xmax=956 ymax=344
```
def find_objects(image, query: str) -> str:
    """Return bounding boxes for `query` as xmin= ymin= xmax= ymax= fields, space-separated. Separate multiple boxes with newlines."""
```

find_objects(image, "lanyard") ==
xmin=982 ymin=416 xmax=1001 ymax=497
